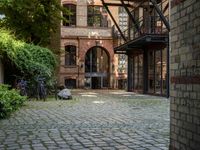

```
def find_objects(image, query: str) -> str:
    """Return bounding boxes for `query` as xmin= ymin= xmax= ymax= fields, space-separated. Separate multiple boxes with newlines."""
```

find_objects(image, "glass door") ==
xmin=147 ymin=48 xmax=167 ymax=96
xmin=85 ymin=46 xmax=109 ymax=89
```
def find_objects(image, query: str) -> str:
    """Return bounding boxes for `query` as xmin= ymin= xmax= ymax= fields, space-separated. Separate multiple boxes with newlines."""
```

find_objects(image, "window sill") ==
xmin=62 ymin=25 xmax=76 ymax=28
xmin=61 ymin=26 xmax=112 ymax=29
xmin=64 ymin=65 xmax=78 ymax=68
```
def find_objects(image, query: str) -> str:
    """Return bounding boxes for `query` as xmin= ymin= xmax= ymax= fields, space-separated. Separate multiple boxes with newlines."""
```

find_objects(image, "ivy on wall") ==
xmin=0 ymin=28 xmax=57 ymax=80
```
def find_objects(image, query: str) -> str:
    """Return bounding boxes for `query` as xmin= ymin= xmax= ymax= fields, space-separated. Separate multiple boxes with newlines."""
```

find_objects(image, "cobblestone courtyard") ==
xmin=0 ymin=90 xmax=169 ymax=150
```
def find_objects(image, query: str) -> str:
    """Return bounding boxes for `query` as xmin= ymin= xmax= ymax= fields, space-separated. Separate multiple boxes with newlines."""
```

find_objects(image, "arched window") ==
xmin=63 ymin=4 xmax=76 ymax=26
xmin=85 ymin=46 xmax=109 ymax=73
xmin=65 ymin=45 xmax=76 ymax=66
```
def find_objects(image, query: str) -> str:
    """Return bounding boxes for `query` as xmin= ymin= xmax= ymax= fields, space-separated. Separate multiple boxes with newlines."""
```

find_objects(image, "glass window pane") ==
xmin=63 ymin=4 xmax=76 ymax=26
xmin=162 ymin=48 xmax=167 ymax=95
xmin=138 ymin=54 xmax=143 ymax=90
xmin=65 ymin=45 xmax=76 ymax=66
xmin=155 ymin=50 xmax=161 ymax=94
xmin=148 ymin=51 xmax=155 ymax=93
xmin=133 ymin=54 xmax=143 ymax=92
xmin=87 ymin=6 xmax=108 ymax=27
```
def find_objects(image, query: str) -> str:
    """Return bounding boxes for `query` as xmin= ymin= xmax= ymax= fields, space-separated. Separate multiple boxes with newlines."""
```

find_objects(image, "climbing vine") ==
xmin=0 ymin=28 xmax=57 ymax=80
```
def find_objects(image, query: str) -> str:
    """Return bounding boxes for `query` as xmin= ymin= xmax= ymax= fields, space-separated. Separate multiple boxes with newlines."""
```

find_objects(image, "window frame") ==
xmin=65 ymin=45 xmax=76 ymax=66
xmin=87 ymin=5 xmax=108 ymax=27
xmin=63 ymin=4 xmax=76 ymax=27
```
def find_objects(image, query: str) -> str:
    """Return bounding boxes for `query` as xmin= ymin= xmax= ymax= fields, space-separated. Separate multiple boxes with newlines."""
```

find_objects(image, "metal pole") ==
xmin=120 ymin=0 xmax=141 ymax=34
xmin=150 ymin=0 xmax=170 ymax=31
xmin=167 ymin=42 xmax=170 ymax=98
xmin=143 ymin=49 xmax=148 ymax=94
xmin=101 ymin=0 xmax=127 ymax=42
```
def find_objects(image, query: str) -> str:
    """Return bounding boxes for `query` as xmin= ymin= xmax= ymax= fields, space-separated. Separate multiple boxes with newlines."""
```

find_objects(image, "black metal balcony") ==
xmin=108 ymin=0 xmax=170 ymax=54
xmin=114 ymin=15 xmax=169 ymax=50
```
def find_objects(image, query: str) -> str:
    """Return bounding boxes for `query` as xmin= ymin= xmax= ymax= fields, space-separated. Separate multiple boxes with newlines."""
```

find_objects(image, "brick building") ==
xmin=170 ymin=0 xmax=200 ymax=149
xmin=59 ymin=0 xmax=126 ymax=89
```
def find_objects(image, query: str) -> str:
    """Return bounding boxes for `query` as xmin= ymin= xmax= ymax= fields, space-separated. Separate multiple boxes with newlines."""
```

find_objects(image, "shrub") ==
xmin=0 ymin=28 xmax=57 ymax=80
xmin=0 ymin=84 xmax=27 ymax=119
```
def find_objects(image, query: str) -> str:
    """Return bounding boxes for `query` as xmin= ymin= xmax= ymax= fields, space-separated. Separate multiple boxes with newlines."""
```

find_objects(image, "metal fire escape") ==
xmin=101 ymin=0 xmax=170 ymax=54
xmin=101 ymin=0 xmax=170 ymax=97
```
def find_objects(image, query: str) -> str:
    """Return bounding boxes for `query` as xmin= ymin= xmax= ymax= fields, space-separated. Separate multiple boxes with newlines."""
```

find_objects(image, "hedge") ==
xmin=0 ymin=28 xmax=57 ymax=79
xmin=0 ymin=84 xmax=27 ymax=119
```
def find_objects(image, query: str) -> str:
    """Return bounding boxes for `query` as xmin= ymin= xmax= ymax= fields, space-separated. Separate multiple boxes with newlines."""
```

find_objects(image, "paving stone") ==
xmin=0 ymin=90 xmax=169 ymax=149
xmin=58 ymin=144 xmax=70 ymax=148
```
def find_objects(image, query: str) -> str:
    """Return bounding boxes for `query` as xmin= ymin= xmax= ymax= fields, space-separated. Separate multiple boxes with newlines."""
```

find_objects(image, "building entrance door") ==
xmin=148 ymin=48 xmax=167 ymax=95
xmin=92 ymin=77 xmax=100 ymax=89
xmin=85 ymin=46 xmax=110 ymax=89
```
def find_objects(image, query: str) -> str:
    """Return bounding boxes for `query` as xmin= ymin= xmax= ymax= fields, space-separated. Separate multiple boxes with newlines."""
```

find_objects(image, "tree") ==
xmin=0 ymin=0 xmax=69 ymax=46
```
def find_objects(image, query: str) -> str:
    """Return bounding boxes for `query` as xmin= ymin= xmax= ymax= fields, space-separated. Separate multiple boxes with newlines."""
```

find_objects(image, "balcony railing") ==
xmin=114 ymin=15 xmax=169 ymax=47
xmin=112 ymin=0 xmax=169 ymax=48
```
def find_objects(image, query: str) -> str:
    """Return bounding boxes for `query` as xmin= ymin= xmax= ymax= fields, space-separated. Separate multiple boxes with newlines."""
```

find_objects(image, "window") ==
xmin=87 ymin=6 xmax=108 ymax=27
xmin=65 ymin=45 xmax=76 ymax=66
xmin=85 ymin=47 xmax=109 ymax=73
xmin=65 ymin=79 xmax=76 ymax=89
xmin=134 ymin=54 xmax=143 ymax=91
xmin=118 ymin=54 xmax=127 ymax=73
xmin=148 ymin=49 xmax=167 ymax=95
xmin=63 ymin=4 xmax=76 ymax=26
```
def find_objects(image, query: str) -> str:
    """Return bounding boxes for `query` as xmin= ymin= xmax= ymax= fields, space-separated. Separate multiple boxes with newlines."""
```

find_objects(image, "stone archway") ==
xmin=85 ymin=46 xmax=110 ymax=89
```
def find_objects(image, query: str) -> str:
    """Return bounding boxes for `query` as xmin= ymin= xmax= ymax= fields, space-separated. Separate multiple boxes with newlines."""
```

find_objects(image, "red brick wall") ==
xmin=171 ymin=0 xmax=186 ymax=8
xmin=78 ymin=38 xmax=114 ymax=62
xmin=59 ymin=37 xmax=117 ymax=88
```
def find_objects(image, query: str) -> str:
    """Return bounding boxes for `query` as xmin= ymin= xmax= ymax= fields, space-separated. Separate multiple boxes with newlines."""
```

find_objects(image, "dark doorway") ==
xmin=85 ymin=46 xmax=110 ymax=89
xmin=91 ymin=77 xmax=101 ymax=89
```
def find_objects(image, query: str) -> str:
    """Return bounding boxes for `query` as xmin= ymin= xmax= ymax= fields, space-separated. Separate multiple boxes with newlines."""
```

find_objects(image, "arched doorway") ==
xmin=85 ymin=46 xmax=110 ymax=89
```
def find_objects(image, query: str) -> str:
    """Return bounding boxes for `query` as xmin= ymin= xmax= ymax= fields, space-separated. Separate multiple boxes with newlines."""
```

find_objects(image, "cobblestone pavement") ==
xmin=0 ymin=90 xmax=169 ymax=150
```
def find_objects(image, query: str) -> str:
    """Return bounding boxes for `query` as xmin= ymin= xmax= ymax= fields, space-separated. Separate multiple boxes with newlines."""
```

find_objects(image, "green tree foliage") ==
xmin=0 ymin=28 xmax=57 ymax=80
xmin=0 ymin=84 xmax=27 ymax=119
xmin=0 ymin=0 xmax=69 ymax=46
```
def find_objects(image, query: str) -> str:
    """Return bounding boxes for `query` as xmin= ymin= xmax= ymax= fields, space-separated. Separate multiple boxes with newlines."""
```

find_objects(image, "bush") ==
xmin=0 ymin=28 xmax=57 ymax=80
xmin=0 ymin=84 xmax=27 ymax=119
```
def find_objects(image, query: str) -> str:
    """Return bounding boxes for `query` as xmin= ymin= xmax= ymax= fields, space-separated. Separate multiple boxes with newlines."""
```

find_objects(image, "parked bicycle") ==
xmin=37 ymin=76 xmax=46 ymax=101
xmin=17 ymin=79 xmax=27 ymax=96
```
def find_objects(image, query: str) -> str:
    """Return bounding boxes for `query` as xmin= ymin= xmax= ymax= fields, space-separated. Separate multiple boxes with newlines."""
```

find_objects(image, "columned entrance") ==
xmin=85 ymin=46 xmax=110 ymax=89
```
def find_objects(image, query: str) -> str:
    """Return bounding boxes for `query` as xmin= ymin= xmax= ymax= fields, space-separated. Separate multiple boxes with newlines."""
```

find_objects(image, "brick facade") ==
xmin=59 ymin=37 xmax=117 ymax=88
xmin=170 ymin=0 xmax=200 ymax=149
xmin=59 ymin=0 xmax=119 ymax=88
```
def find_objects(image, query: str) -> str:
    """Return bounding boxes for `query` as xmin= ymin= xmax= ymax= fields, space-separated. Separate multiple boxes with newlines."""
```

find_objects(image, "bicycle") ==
xmin=17 ymin=79 xmax=27 ymax=96
xmin=37 ymin=77 xmax=46 ymax=101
